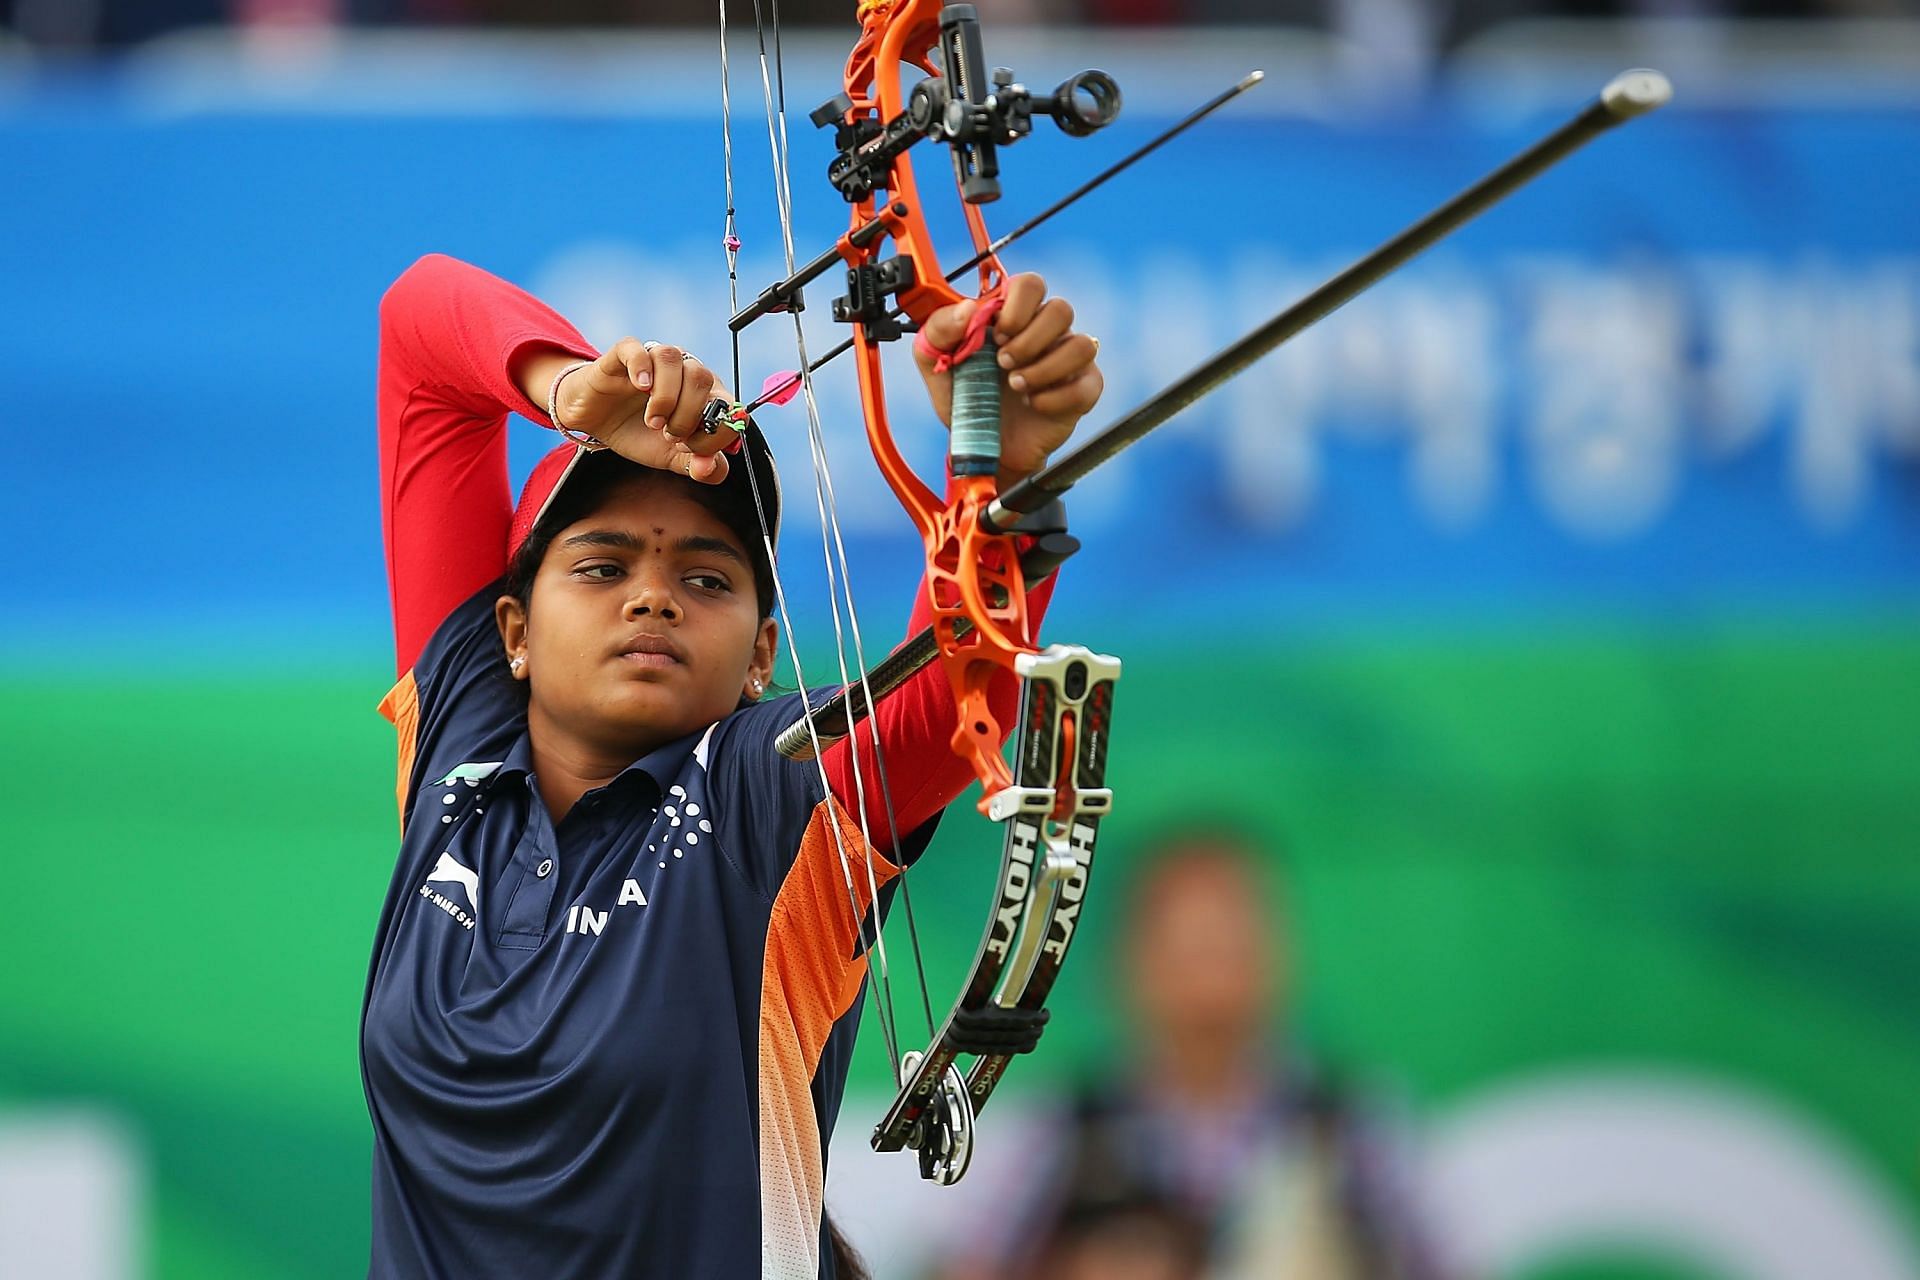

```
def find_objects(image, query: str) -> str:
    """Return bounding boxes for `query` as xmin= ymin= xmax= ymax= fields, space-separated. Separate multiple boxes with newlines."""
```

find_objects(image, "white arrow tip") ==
xmin=1602 ymin=68 xmax=1673 ymax=119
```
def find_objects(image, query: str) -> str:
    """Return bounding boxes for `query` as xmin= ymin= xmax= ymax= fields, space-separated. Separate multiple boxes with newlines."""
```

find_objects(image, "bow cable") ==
xmin=746 ymin=0 xmax=939 ymax=1047
xmin=720 ymin=0 xmax=913 ymax=1075
xmin=756 ymin=3 xmax=939 ymax=1044
xmin=717 ymin=0 xmax=941 ymax=1081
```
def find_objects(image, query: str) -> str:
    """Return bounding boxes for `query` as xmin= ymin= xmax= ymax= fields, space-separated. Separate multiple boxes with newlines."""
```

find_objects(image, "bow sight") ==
xmin=813 ymin=5 xmax=1122 ymax=206
xmin=728 ymin=5 xmax=1122 ymax=343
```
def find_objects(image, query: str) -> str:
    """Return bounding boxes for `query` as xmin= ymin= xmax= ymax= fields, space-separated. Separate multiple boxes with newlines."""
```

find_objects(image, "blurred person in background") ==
xmin=938 ymin=829 xmax=1443 ymax=1280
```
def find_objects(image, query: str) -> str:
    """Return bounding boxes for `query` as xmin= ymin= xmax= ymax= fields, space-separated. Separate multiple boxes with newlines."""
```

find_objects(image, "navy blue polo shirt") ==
xmin=363 ymin=583 xmax=917 ymax=1279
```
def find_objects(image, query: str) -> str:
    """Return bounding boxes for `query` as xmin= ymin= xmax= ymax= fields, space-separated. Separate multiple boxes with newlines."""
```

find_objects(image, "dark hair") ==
xmin=825 ymin=1212 xmax=870 ymax=1280
xmin=505 ymin=440 xmax=779 ymax=620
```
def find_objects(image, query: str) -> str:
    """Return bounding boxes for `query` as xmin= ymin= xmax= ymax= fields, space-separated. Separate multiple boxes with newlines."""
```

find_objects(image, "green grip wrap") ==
xmin=948 ymin=338 xmax=1001 ymax=478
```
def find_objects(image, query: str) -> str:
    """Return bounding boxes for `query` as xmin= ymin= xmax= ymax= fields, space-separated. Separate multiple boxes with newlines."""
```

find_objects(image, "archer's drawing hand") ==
xmin=551 ymin=339 xmax=740 ymax=483
xmin=914 ymin=272 xmax=1104 ymax=491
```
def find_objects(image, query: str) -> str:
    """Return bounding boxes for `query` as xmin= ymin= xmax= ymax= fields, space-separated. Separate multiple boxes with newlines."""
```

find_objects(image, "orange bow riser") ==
xmin=814 ymin=0 xmax=1119 ymax=807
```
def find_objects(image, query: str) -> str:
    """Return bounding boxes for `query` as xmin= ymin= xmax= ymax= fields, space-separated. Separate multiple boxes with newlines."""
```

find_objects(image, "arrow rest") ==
xmin=871 ymin=645 xmax=1119 ymax=1174
xmin=832 ymin=257 xmax=917 ymax=341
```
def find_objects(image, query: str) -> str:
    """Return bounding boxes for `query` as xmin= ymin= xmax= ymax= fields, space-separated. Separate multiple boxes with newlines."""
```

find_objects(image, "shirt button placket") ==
xmin=498 ymin=817 xmax=560 ymax=947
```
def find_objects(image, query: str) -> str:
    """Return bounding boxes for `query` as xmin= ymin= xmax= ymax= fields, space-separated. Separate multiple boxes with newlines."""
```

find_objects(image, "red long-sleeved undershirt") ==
xmin=376 ymin=253 xmax=1053 ymax=843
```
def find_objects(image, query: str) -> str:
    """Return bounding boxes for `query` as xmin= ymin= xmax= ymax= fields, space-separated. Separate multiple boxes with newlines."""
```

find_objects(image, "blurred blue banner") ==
xmin=3 ymin=54 xmax=1916 ymax=654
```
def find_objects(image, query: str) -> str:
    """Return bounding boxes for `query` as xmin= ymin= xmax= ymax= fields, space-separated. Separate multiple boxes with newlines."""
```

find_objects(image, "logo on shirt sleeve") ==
xmin=420 ymin=850 xmax=480 ymax=930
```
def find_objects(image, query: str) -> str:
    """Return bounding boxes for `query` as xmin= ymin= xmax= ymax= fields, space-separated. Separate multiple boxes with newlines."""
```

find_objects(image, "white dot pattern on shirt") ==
xmin=633 ymin=781 xmax=714 ymax=885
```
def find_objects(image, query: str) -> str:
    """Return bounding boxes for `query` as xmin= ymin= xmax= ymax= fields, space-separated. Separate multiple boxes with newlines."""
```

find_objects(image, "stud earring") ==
xmin=510 ymin=656 xmax=526 ymax=673
xmin=751 ymin=677 xmax=764 ymax=694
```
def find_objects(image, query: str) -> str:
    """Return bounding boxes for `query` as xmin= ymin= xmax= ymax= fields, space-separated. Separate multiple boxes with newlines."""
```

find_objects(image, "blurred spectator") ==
xmin=937 ymin=830 xmax=1443 ymax=1280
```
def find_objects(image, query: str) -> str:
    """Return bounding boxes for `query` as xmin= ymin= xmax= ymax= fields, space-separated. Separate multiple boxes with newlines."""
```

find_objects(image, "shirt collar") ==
xmin=493 ymin=721 xmax=711 ymax=798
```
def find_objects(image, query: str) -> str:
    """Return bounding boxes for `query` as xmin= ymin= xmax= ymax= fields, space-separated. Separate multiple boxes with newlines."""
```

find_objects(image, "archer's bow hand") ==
xmin=913 ymin=272 xmax=1105 ymax=492
xmin=549 ymin=338 xmax=741 ymax=483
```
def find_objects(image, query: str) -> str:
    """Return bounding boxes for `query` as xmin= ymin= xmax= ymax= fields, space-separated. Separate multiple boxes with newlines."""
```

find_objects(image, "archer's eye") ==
xmin=575 ymin=562 xmax=624 ymax=580
xmin=686 ymin=572 xmax=732 ymax=593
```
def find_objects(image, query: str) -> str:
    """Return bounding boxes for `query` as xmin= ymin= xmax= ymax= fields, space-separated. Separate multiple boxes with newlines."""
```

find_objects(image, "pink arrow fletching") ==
xmin=760 ymin=371 xmax=802 ymax=405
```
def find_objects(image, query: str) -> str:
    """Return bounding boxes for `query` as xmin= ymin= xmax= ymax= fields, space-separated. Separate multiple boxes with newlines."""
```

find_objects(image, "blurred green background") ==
xmin=7 ymin=622 xmax=1916 ymax=1276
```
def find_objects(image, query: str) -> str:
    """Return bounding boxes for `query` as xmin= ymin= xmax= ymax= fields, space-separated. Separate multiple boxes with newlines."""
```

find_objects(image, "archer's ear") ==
xmin=495 ymin=595 xmax=530 ymax=681
xmin=750 ymin=616 xmax=779 ymax=692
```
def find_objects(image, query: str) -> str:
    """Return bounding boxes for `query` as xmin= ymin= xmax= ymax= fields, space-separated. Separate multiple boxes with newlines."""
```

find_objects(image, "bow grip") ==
xmin=948 ymin=336 xmax=1001 ymax=477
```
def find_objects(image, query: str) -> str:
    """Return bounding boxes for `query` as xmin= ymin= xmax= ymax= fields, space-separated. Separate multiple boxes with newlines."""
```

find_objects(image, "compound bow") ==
xmin=709 ymin=0 xmax=1671 ymax=1186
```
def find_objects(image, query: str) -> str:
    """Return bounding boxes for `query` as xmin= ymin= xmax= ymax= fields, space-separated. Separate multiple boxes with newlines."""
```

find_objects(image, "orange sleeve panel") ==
xmin=756 ymin=797 xmax=900 ymax=1278
xmin=377 ymin=670 xmax=421 ymax=834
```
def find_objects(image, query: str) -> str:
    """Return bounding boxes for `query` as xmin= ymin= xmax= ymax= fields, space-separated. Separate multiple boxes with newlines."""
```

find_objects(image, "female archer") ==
xmin=361 ymin=252 xmax=1103 ymax=1278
